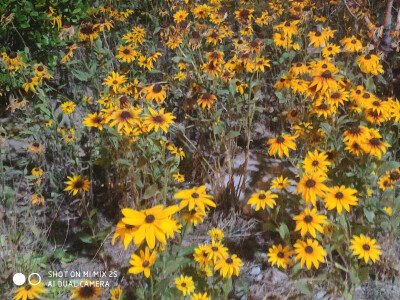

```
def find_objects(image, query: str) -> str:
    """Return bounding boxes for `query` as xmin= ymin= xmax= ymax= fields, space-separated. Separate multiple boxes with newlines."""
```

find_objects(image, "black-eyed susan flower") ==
xmin=129 ymin=247 xmax=156 ymax=278
xmin=106 ymin=107 xmax=141 ymax=133
xmin=293 ymin=207 xmax=328 ymax=237
xmin=362 ymin=129 xmax=390 ymax=159
xmin=294 ymin=239 xmax=326 ymax=269
xmin=79 ymin=22 xmax=99 ymax=42
xmin=247 ymin=190 xmax=277 ymax=210
xmin=270 ymin=176 xmax=293 ymax=191
xmin=190 ymin=292 xmax=211 ymax=300
xmin=70 ymin=283 xmax=103 ymax=300
xmin=197 ymin=93 xmax=217 ymax=109
xmin=121 ymin=205 xmax=179 ymax=249
xmin=340 ymin=36 xmax=363 ymax=52
xmin=175 ymin=275 xmax=195 ymax=296
xmin=322 ymin=43 xmax=340 ymax=57
xmin=173 ymin=10 xmax=189 ymax=23
xmin=267 ymin=244 xmax=294 ymax=268
xmin=83 ymin=112 xmax=105 ymax=130
xmin=357 ymin=54 xmax=383 ymax=75
xmin=296 ymin=172 xmax=328 ymax=206
xmin=143 ymin=108 xmax=175 ymax=133
xmin=112 ymin=220 xmax=138 ymax=249
xmin=102 ymin=72 xmax=127 ymax=92
xmin=206 ymin=240 xmax=228 ymax=263
xmin=116 ymin=45 xmax=137 ymax=63
xmin=64 ymin=175 xmax=90 ymax=196
xmin=181 ymin=209 xmax=206 ymax=226
xmin=302 ymin=149 xmax=331 ymax=174
xmin=22 ymin=77 xmax=40 ymax=92
xmin=308 ymin=30 xmax=328 ymax=48
xmin=378 ymin=175 xmax=394 ymax=191
xmin=175 ymin=186 xmax=215 ymax=213
xmin=192 ymin=4 xmax=209 ymax=19
xmin=2 ymin=51 xmax=26 ymax=71
xmin=208 ymin=228 xmax=224 ymax=241
xmin=383 ymin=207 xmax=392 ymax=216
xmin=274 ymin=20 xmax=299 ymax=37
xmin=61 ymin=44 xmax=78 ymax=64
xmin=144 ymin=84 xmax=166 ymax=104
xmin=110 ymin=285 xmax=123 ymax=300
xmin=194 ymin=244 xmax=212 ymax=267
xmin=13 ymin=280 xmax=45 ymax=300
xmin=27 ymin=142 xmax=44 ymax=154
xmin=31 ymin=194 xmax=44 ymax=205
xmin=350 ymin=234 xmax=381 ymax=263
xmin=343 ymin=125 xmax=370 ymax=144
xmin=309 ymin=67 xmax=342 ymax=94
xmin=267 ymin=133 xmax=297 ymax=158
xmin=323 ymin=185 xmax=358 ymax=214
xmin=173 ymin=173 xmax=184 ymax=183
xmin=215 ymin=254 xmax=243 ymax=278
xmin=61 ymin=101 xmax=76 ymax=115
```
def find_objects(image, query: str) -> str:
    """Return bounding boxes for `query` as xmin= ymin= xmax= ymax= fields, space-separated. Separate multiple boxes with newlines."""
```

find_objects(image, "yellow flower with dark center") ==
xmin=129 ymin=247 xmax=157 ymax=278
xmin=234 ymin=9 xmax=254 ymax=23
xmin=207 ymin=51 xmax=224 ymax=65
xmin=345 ymin=140 xmax=364 ymax=156
xmin=302 ymin=149 xmax=331 ymax=174
xmin=110 ymin=285 xmax=123 ymax=300
xmin=206 ymin=240 xmax=228 ymax=263
xmin=144 ymin=107 xmax=175 ymax=133
xmin=215 ymin=254 xmax=243 ymax=278
xmin=61 ymin=101 xmax=76 ymax=114
xmin=308 ymin=30 xmax=328 ymax=48
xmin=79 ymin=23 xmax=99 ymax=42
xmin=362 ymin=129 xmax=390 ymax=159
xmin=192 ymin=4 xmax=209 ymax=19
xmin=122 ymin=205 xmax=179 ymax=248
xmin=387 ymin=169 xmax=400 ymax=183
xmin=293 ymin=207 xmax=328 ymax=237
xmin=173 ymin=173 xmax=184 ymax=182
xmin=296 ymin=172 xmax=328 ymax=206
xmin=32 ymin=167 xmax=43 ymax=177
xmin=206 ymin=29 xmax=223 ymax=45
xmin=173 ymin=71 xmax=186 ymax=81
xmin=2 ymin=51 xmax=26 ymax=71
xmin=328 ymin=89 xmax=349 ymax=107
xmin=357 ymin=54 xmax=383 ymax=75
xmin=70 ymin=282 xmax=103 ymax=299
xmin=144 ymin=84 xmax=166 ymax=104
xmin=116 ymin=45 xmax=137 ymax=63
xmin=106 ymin=107 xmax=141 ymax=133
xmin=31 ymin=193 xmax=45 ymax=205
xmin=255 ymin=56 xmax=270 ymax=72
xmin=322 ymin=43 xmax=341 ymax=57
xmin=83 ymin=112 xmax=105 ymax=130
xmin=378 ymin=175 xmax=393 ymax=190
xmin=247 ymin=190 xmax=277 ymax=210
xmin=173 ymin=10 xmax=189 ymax=23
xmin=309 ymin=67 xmax=342 ymax=94
xmin=267 ymin=244 xmax=294 ymax=268
xmin=383 ymin=207 xmax=392 ymax=216
xmin=27 ymin=141 xmax=44 ymax=154
xmin=102 ymin=72 xmax=127 ymax=92
xmin=208 ymin=228 xmax=224 ymax=241
xmin=267 ymin=133 xmax=297 ymax=158
xmin=363 ymin=98 xmax=390 ymax=116
xmin=294 ymin=239 xmax=326 ymax=269
xmin=22 ymin=77 xmax=40 ymax=92
xmin=64 ymin=175 xmax=91 ymax=195
xmin=112 ymin=220 xmax=138 ymax=249
xmin=274 ymin=20 xmax=299 ymax=37
xmin=350 ymin=234 xmax=381 ymax=263
xmin=340 ymin=36 xmax=363 ymax=52
xmin=181 ymin=209 xmax=206 ymax=226
xmin=13 ymin=280 xmax=45 ymax=300
xmin=194 ymin=244 xmax=212 ymax=267
xmin=324 ymin=185 xmax=358 ymax=213
xmin=343 ymin=125 xmax=370 ymax=144
xmin=290 ymin=62 xmax=308 ymax=76
xmin=270 ymin=176 xmax=293 ymax=191
xmin=175 ymin=276 xmax=195 ymax=297
xmin=175 ymin=185 xmax=215 ymax=213
xmin=197 ymin=93 xmax=217 ymax=109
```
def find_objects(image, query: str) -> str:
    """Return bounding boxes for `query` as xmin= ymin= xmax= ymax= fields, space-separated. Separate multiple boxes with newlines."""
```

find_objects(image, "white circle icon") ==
xmin=13 ymin=273 xmax=26 ymax=286
xmin=28 ymin=273 xmax=41 ymax=285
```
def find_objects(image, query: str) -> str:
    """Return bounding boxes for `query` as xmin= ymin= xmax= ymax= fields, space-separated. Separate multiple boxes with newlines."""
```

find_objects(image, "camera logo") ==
xmin=13 ymin=273 xmax=41 ymax=286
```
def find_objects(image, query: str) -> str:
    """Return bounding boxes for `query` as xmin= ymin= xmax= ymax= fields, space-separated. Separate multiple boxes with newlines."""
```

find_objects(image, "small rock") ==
xmin=250 ymin=266 xmax=261 ymax=276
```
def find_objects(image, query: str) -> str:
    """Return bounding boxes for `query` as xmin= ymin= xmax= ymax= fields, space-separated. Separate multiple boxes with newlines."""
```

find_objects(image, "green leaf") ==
xmin=226 ymin=131 xmax=240 ymax=139
xmin=154 ymin=277 xmax=171 ymax=295
xmin=295 ymin=281 xmax=313 ymax=297
xmin=363 ymin=208 xmax=375 ymax=223
xmin=143 ymin=183 xmax=158 ymax=199
xmin=71 ymin=69 xmax=90 ymax=82
xmin=276 ymin=223 xmax=290 ymax=241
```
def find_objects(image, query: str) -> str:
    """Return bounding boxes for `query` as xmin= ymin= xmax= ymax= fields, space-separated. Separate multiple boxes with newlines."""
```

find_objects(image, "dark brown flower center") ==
xmin=37 ymin=66 xmax=44 ymax=72
xmin=73 ymin=179 xmax=84 ymax=189
xmin=304 ymin=215 xmax=313 ymax=223
xmin=312 ymin=160 xmax=319 ymax=166
xmin=211 ymin=246 xmax=219 ymax=251
xmin=192 ymin=31 xmax=200 ymax=39
xmin=335 ymin=192 xmax=344 ymax=199
xmin=258 ymin=193 xmax=266 ymax=200
xmin=152 ymin=84 xmax=162 ymax=93
xmin=296 ymin=62 xmax=303 ymax=67
xmin=350 ymin=126 xmax=361 ymax=134
xmin=369 ymin=138 xmax=381 ymax=146
xmin=328 ymin=47 xmax=332 ymax=51
xmin=9 ymin=51 xmax=18 ymax=59
xmin=123 ymin=49 xmax=130 ymax=54
xmin=321 ymin=70 xmax=332 ymax=78
xmin=181 ymin=282 xmax=187 ymax=287
xmin=389 ymin=171 xmax=400 ymax=181
xmin=306 ymin=179 xmax=316 ymax=188
xmin=191 ymin=192 xmax=199 ymax=198
xmin=363 ymin=244 xmax=370 ymax=251
xmin=145 ymin=214 xmax=155 ymax=223
xmin=362 ymin=93 xmax=370 ymax=99
xmin=79 ymin=286 xmax=95 ymax=297
xmin=315 ymin=31 xmax=322 ymax=37
xmin=239 ymin=9 xmax=250 ymax=20
xmin=305 ymin=245 xmax=314 ymax=254
xmin=321 ymin=64 xmax=328 ymax=69
xmin=153 ymin=115 xmax=163 ymax=123
xmin=120 ymin=111 xmax=132 ymax=119
xmin=331 ymin=92 xmax=340 ymax=99
xmin=351 ymin=39 xmax=356 ymax=44
xmin=372 ymin=101 xmax=380 ymax=107
xmin=365 ymin=54 xmax=371 ymax=60
xmin=142 ymin=260 xmax=150 ymax=267
xmin=277 ymin=252 xmax=285 ymax=258
xmin=25 ymin=285 xmax=32 ymax=290
xmin=250 ymin=40 xmax=258 ymax=48
xmin=276 ymin=136 xmax=285 ymax=143
xmin=226 ymin=258 xmax=233 ymax=264
xmin=33 ymin=142 xmax=40 ymax=147
xmin=318 ymin=103 xmax=329 ymax=110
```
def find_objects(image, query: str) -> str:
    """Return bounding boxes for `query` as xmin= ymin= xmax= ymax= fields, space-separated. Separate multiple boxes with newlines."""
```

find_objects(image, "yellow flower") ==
xmin=116 ymin=45 xmax=137 ymax=63
xmin=61 ymin=101 xmax=76 ymax=114
xmin=208 ymin=228 xmax=224 ymax=241
xmin=175 ymin=185 xmax=215 ymax=213
xmin=206 ymin=240 xmax=228 ymax=263
xmin=362 ymin=129 xmax=390 ymax=159
xmin=64 ymin=175 xmax=90 ymax=196
xmin=270 ymin=176 xmax=293 ymax=191
xmin=129 ymin=247 xmax=157 ymax=278
xmin=13 ymin=280 xmax=45 ymax=300
xmin=112 ymin=220 xmax=138 ymax=249
xmin=143 ymin=84 xmax=167 ymax=105
xmin=323 ymin=186 xmax=358 ymax=214
xmin=106 ymin=107 xmax=142 ymax=134
xmin=293 ymin=207 xmax=328 ymax=237
xmin=83 ymin=112 xmax=105 ymax=130
xmin=302 ymin=149 xmax=331 ymax=174
xmin=247 ymin=190 xmax=277 ymax=211
xmin=31 ymin=194 xmax=45 ymax=205
xmin=294 ymin=239 xmax=326 ymax=269
xmin=350 ymin=234 xmax=381 ymax=263
xmin=22 ymin=77 xmax=40 ymax=92
xmin=383 ymin=207 xmax=392 ymax=216
xmin=296 ymin=172 xmax=328 ymax=206
xmin=175 ymin=275 xmax=195 ymax=296
xmin=357 ymin=54 xmax=383 ymax=75
xmin=174 ymin=71 xmax=187 ymax=81
xmin=214 ymin=254 xmax=243 ymax=278
xmin=121 ymin=205 xmax=179 ymax=249
xmin=102 ymin=72 xmax=127 ymax=92
xmin=181 ymin=209 xmax=206 ymax=226
xmin=110 ymin=285 xmax=123 ymax=300
xmin=173 ymin=10 xmax=189 ymax=23
xmin=191 ymin=292 xmax=211 ymax=300
xmin=173 ymin=173 xmax=184 ymax=182
xmin=143 ymin=107 xmax=176 ymax=133
xmin=194 ymin=244 xmax=212 ymax=267
xmin=197 ymin=93 xmax=217 ymax=109
xmin=267 ymin=133 xmax=297 ymax=158
xmin=70 ymin=282 xmax=103 ymax=299
xmin=267 ymin=244 xmax=294 ymax=268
